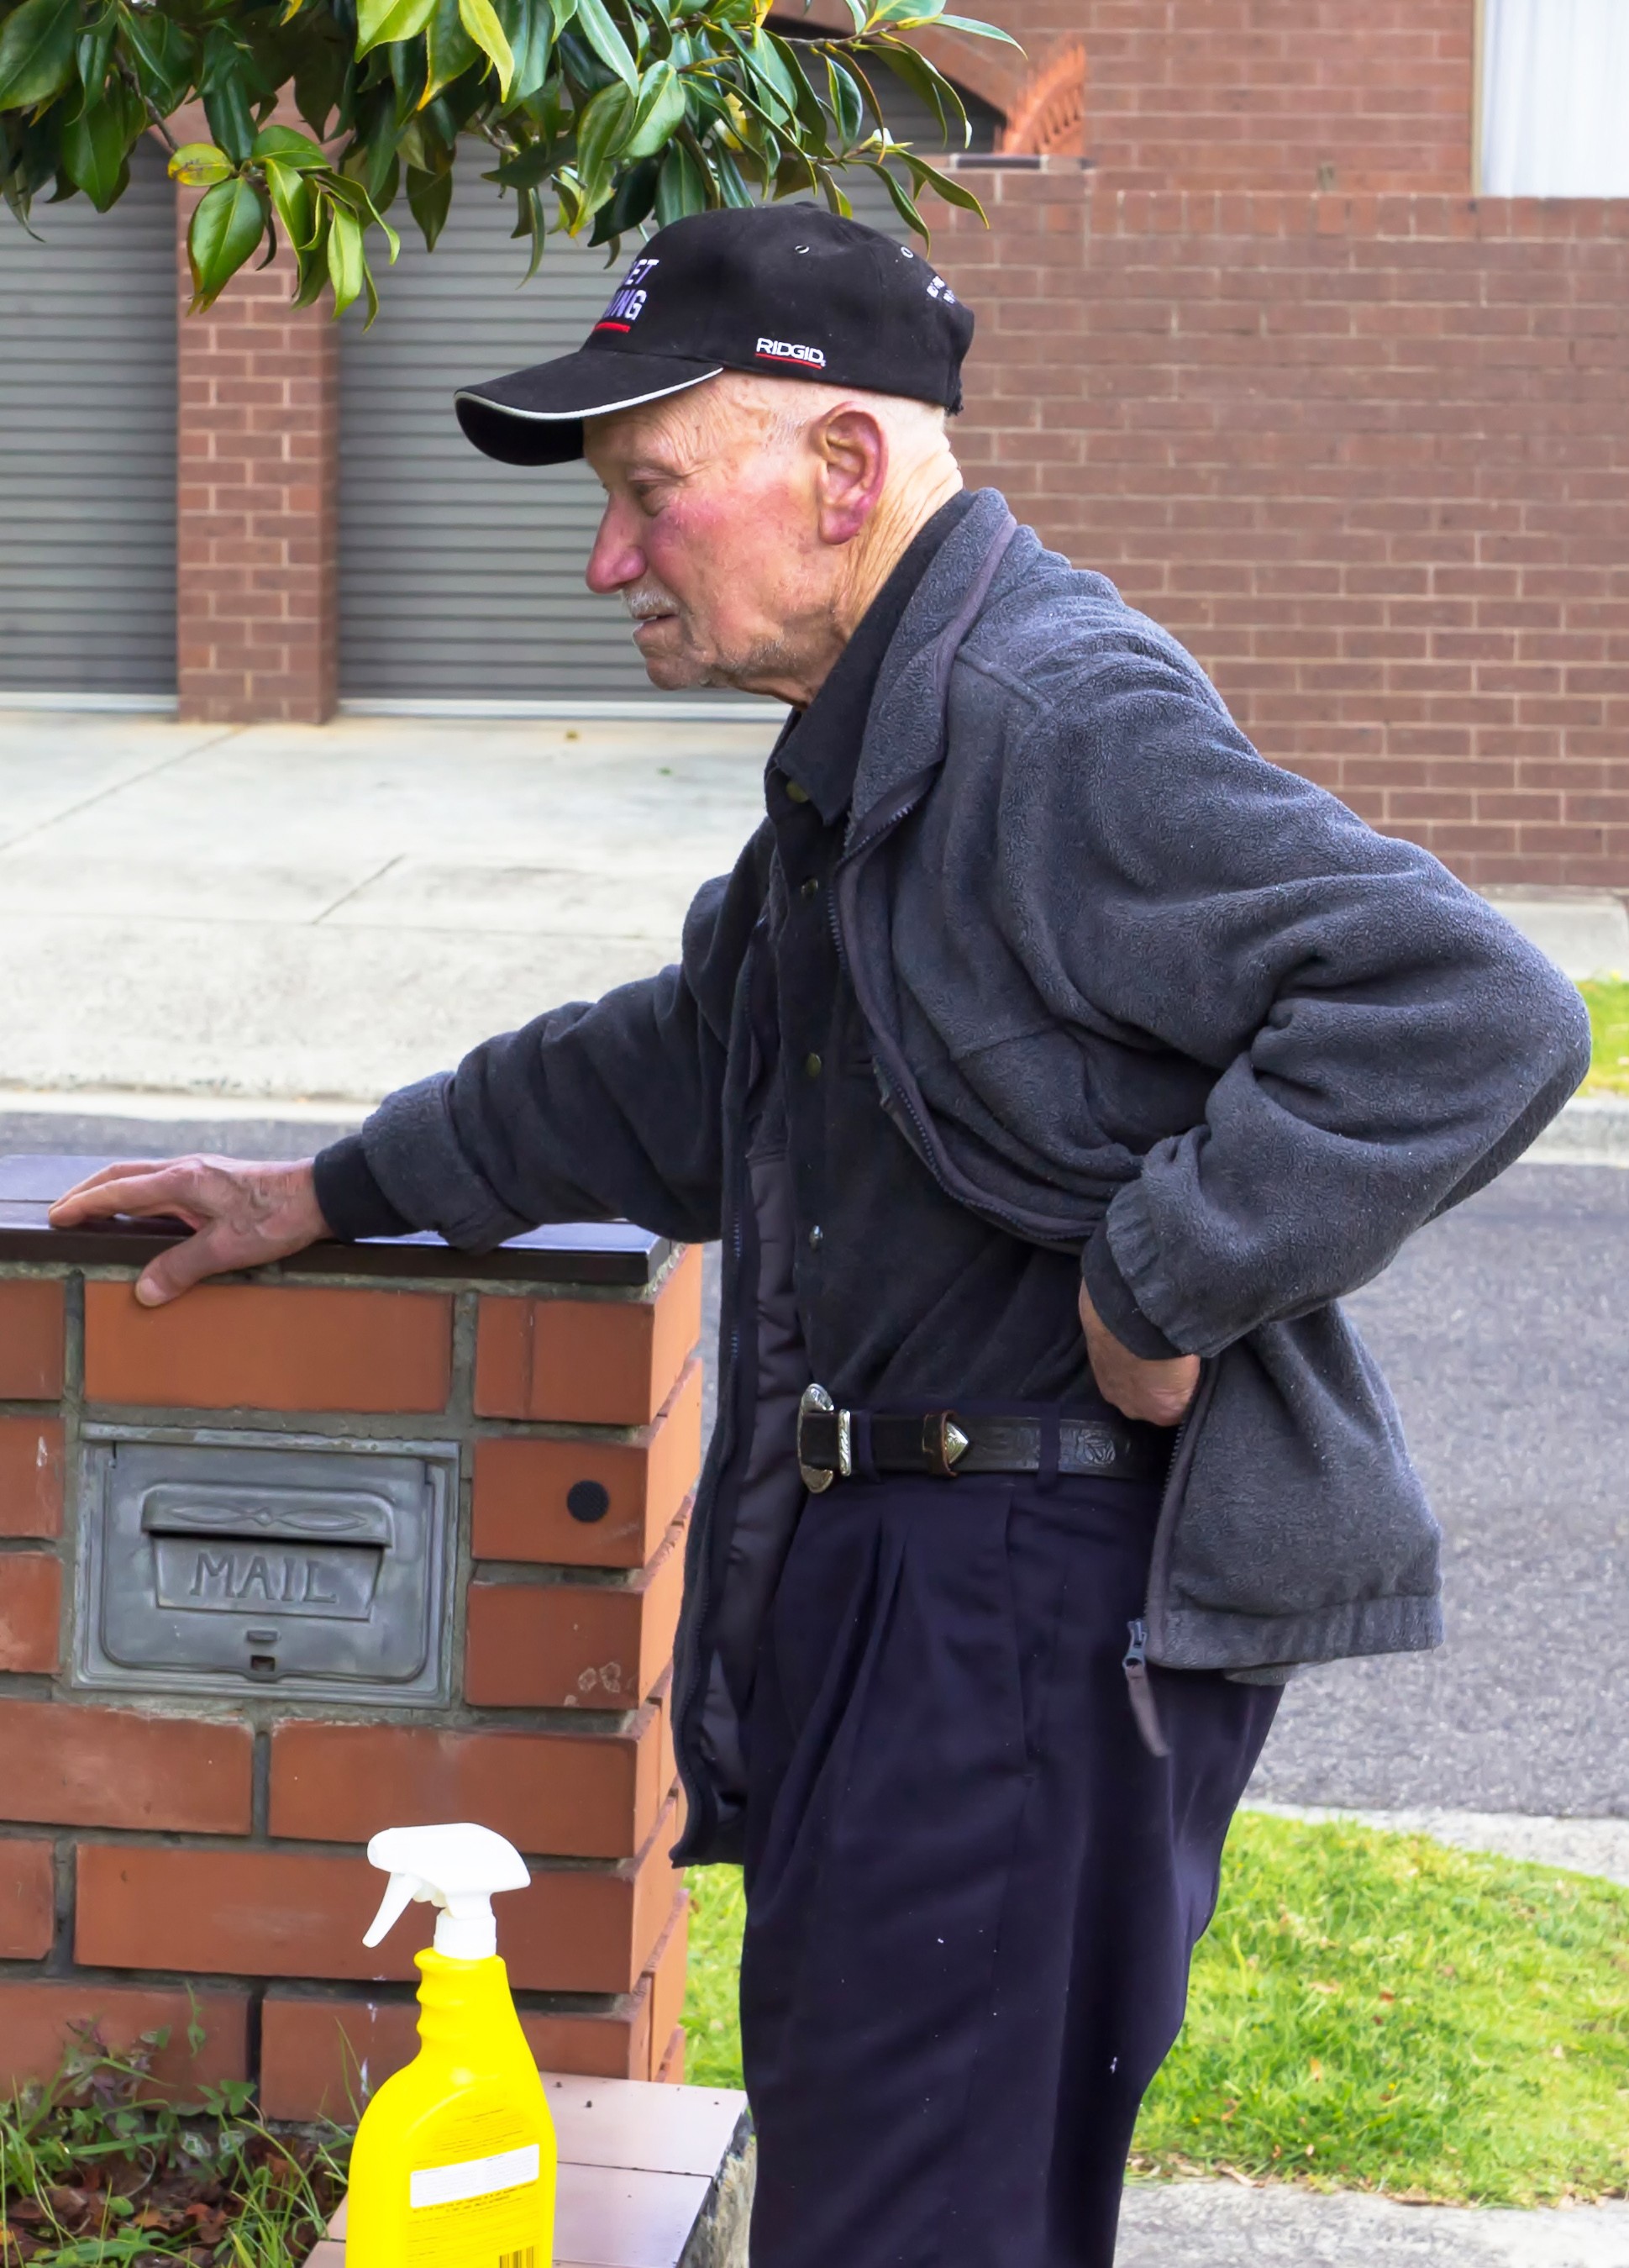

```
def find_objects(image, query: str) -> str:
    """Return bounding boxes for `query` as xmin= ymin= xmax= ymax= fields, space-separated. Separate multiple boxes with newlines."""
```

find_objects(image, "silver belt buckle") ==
xmin=798 ymin=1382 xmax=852 ymax=1494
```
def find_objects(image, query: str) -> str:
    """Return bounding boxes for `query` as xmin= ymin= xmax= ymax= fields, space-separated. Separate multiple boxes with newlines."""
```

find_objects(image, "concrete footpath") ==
xmin=3 ymin=709 xmax=1627 ymax=2265
xmin=0 ymin=709 xmax=774 ymax=1105
xmin=0 ymin=706 xmax=1624 ymax=1131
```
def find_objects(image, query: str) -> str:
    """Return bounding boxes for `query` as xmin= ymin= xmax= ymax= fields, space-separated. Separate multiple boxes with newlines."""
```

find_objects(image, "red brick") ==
xmin=472 ymin=1358 xmax=702 ymax=1568
xmin=260 ymin=1977 xmax=658 ymax=2120
xmin=0 ymin=1979 xmax=250 ymax=2096
xmin=0 ymin=1417 xmax=65 ymax=1537
xmin=82 ymin=1280 xmax=452 ymax=1413
xmin=0 ymin=1278 xmax=65 ymax=1400
xmin=654 ymin=2027 xmax=686 ymax=2083
xmin=0 ymin=1698 xmax=252 ymax=1834
xmin=268 ymin=1702 xmax=668 ymax=1859
xmin=475 ymin=1245 xmax=702 ymax=1425
xmin=0 ymin=1552 xmax=60 ymax=1671
xmin=0 ymin=1837 xmax=55 ymax=1958
xmin=175 ymin=212 xmax=338 ymax=728
xmin=77 ymin=1795 xmax=684 ymax=1995
xmin=465 ymin=1508 xmax=688 ymax=1709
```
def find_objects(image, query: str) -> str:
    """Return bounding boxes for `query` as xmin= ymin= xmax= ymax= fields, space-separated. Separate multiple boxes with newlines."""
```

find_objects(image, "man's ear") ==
xmin=813 ymin=406 xmax=888 ymax=547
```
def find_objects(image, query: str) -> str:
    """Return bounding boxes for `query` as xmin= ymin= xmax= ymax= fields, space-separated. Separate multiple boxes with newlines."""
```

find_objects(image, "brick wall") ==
xmin=175 ymin=187 xmax=339 ymax=726
xmin=1076 ymin=0 xmax=1474 ymax=194
xmin=0 ymin=1245 xmax=701 ymax=2114
xmin=939 ymin=173 xmax=1629 ymax=887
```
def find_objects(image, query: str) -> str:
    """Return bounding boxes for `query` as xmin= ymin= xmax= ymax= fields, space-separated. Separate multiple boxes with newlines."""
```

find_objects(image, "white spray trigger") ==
xmin=363 ymin=1823 xmax=530 ymax=1963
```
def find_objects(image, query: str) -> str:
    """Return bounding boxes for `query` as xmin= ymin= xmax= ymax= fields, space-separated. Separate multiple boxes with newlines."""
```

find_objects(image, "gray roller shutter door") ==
xmin=0 ymin=138 xmax=177 ymax=697
xmin=338 ymin=79 xmax=974 ymax=704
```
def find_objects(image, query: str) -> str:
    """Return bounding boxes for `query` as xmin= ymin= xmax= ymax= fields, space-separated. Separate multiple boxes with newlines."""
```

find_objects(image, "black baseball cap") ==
xmin=455 ymin=203 xmax=975 ymax=467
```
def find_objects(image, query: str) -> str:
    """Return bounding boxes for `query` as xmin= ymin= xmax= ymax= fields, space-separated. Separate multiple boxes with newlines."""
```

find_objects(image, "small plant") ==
xmin=0 ymin=2017 xmax=350 ymax=2266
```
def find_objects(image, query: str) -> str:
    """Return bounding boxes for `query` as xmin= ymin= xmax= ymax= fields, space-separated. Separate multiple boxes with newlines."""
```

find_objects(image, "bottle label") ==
xmin=405 ymin=2141 xmax=546 ymax=2267
xmin=410 ymin=2144 xmax=540 ymax=2210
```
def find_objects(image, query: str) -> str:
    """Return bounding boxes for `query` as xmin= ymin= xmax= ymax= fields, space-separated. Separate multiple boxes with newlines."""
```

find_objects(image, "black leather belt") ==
xmin=796 ymin=1384 xmax=1168 ymax=1492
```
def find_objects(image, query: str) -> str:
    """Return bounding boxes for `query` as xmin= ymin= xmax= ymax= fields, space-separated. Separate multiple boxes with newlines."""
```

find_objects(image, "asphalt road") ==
xmin=1249 ymin=1160 xmax=1629 ymax=1820
xmin=14 ymin=1118 xmax=1623 ymax=1823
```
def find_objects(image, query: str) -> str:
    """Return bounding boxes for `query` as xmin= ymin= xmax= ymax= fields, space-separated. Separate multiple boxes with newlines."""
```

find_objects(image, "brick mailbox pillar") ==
xmin=0 ymin=1156 xmax=701 ymax=2116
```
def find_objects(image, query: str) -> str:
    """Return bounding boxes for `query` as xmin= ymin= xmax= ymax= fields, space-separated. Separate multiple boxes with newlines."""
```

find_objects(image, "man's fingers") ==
xmin=50 ymin=1159 xmax=206 ymax=1227
xmin=53 ymin=1158 xmax=171 ymax=1200
xmin=134 ymin=1225 xmax=241 ymax=1308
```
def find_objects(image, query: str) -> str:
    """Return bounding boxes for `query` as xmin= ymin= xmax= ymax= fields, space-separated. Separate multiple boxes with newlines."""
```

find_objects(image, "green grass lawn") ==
xmin=1580 ymin=979 xmax=1629 ymax=1094
xmin=681 ymin=1814 xmax=1629 ymax=2206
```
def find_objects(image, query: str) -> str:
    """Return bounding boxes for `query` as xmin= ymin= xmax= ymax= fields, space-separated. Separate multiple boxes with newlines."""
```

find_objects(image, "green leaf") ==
xmin=405 ymin=156 xmax=451 ymax=245
xmin=589 ymin=144 xmax=655 ymax=237
xmin=263 ymin=153 xmax=315 ymax=246
xmin=458 ymin=0 xmax=514 ymax=96
xmin=117 ymin=8 xmax=195 ymax=109
xmin=74 ymin=18 xmax=117 ymax=103
xmin=252 ymin=123 xmax=329 ymax=168
xmin=570 ymin=0 xmax=635 ymax=90
xmin=742 ymin=23 xmax=797 ymax=116
xmin=818 ymin=166 xmax=853 ymax=218
xmin=623 ymin=57 xmax=684 ymax=157
xmin=169 ymin=139 xmax=235 ymax=187
xmin=60 ymin=89 xmax=135 ymax=209
xmin=290 ymin=200 xmax=331 ymax=303
xmin=861 ymin=155 xmax=922 ymax=237
xmin=546 ymin=0 xmax=578 ymax=34
xmin=421 ymin=0 xmax=476 ymax=103
xmin=500 ymin=0 xmax=551 ymax=100
xmin=870 ymin=38 xmax=966 ymax=148
xmin=934 ymin=11 xmax=1024 ymax=44
xmin=573 ymin=75 xmax=630 ymax=189
xmin=653 ymin=130 xmax=703 ymax=222
xmin=326 ymin=193 xmax=365 ymax=311
xmin=0 ymin=0 xmax=78 ymax=112
xmin=711 ymin=136 xmax=751 ymax=207
xmin=355 ymin=0 xmax=437 ymax=58
xmin=768 ymin=31 xmax=829 ymax=145
xmin=866 ymin=0 xmax=941 ymax=24
xmin=323 ymin=165 xmax=400 ymax=256
xmin=897 ymin=146 xmax=985 ymax=215
xmin=201 ymin=55 xmax=258 ymax=166
xmin=823 ymin=53 xmax=864 ymax=145
xmin=187 ymin=171 xmax=270 ymax=308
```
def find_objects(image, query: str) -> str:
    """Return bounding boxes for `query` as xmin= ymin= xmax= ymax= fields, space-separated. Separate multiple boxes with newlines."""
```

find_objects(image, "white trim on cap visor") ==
xmin=454 ymin=366 xmax=726 ymax=427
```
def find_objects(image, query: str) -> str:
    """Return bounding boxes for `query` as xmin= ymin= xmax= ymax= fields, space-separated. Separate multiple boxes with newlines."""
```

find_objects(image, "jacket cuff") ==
xmin=1080 ymin=1227 xmax=1185 ymax=1360
xmin=362 ymin=1073 xmax=532 ymax=1252
xmin=312 ymin=1135 xmax=414 ymax=1242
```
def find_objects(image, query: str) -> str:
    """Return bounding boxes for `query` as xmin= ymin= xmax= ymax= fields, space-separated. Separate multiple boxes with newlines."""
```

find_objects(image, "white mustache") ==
xmin=623 ymin=587 xmax=679 ymax=621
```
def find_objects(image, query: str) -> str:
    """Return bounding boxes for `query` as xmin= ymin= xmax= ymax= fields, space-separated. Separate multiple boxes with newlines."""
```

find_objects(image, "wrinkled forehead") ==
xmin=584 ymin=371 xmax=802 ymax=481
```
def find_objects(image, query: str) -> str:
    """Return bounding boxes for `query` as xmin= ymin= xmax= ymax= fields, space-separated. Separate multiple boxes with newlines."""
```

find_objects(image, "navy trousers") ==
xmin=739 ymin=1468 xmax=1279 ymax=2268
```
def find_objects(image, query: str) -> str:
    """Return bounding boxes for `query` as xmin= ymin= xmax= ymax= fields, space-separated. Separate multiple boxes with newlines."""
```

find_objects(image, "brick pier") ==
xmin=0 ymin=1158 xmax=699 ymax=2115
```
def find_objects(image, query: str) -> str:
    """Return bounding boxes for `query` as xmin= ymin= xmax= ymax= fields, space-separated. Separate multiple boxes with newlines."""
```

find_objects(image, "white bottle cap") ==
xmin=362 ymin=1823 xmax=530 ymax=1962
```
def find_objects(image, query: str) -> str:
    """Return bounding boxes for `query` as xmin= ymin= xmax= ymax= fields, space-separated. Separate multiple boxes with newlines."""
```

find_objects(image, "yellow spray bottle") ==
xmin=345 ymin=1822 xmax=557 ymax=2268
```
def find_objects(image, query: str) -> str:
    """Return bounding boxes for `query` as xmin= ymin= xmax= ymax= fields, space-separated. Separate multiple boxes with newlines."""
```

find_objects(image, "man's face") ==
xmin=582 ymin=379 xmax=831 ymax=697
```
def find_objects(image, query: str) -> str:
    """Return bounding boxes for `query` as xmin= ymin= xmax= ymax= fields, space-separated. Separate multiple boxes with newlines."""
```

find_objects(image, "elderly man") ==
xmin=55 ymin=206 xmax=1588 ymax=2265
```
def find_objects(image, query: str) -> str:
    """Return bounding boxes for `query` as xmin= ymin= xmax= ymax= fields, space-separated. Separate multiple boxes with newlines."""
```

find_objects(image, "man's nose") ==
xmin=586 ymin=499 xmax=645 ymax=594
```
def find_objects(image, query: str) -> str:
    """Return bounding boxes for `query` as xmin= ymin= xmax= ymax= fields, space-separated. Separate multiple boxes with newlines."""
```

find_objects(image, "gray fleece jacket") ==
xmin=349 ymin=486 xmax=1589 ymax=1856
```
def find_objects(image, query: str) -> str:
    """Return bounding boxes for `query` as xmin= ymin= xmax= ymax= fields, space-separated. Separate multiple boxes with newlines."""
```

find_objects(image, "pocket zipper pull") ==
xmin=1122 ymin=1618 xmax=1170 ymax=1760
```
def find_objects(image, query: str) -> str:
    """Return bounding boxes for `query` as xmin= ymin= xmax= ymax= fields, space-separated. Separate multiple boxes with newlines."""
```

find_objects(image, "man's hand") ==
xmin=1078 ymin=1282 xmax=1200 ymax=1429
xmin=48 ymin=1155 xmax=329 ymax=1308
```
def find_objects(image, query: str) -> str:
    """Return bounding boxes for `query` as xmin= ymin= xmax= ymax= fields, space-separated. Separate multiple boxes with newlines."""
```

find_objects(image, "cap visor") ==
xmin=455 ymin=350 xmax=725 ymax=466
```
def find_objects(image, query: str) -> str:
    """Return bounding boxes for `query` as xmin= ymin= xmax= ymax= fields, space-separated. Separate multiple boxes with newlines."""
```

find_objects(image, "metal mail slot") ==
xmin=74 ymin=1429 xmax=458 ymax=1705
